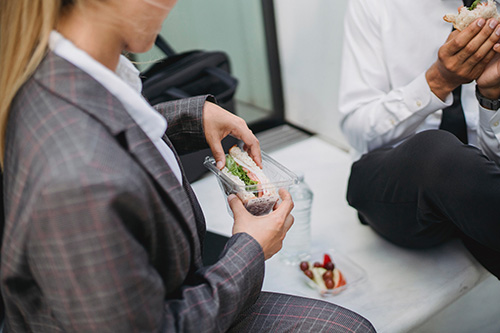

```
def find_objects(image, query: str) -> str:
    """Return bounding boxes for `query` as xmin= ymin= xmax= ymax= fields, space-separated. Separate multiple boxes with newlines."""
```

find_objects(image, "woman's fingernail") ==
xmin=217 ymin=161 xmax=224 ymax=169
xmin=478 ymin=19 xmax=486 ymax=27
xmin=490 ymin=19 xmax=498 ymax=29
xmin=496 ymin=26 xmax=500 ymax=36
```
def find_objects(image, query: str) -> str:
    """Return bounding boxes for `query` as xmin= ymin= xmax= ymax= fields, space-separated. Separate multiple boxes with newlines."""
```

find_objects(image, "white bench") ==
xmin=191 ymin=136 xmax=500 ymax=332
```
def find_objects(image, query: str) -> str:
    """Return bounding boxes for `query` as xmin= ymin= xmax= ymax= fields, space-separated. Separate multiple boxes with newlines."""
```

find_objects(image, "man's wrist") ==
xmin=426 ymin=65 xmax=456 ymax=102
xmin=476 ymin=85 xmax=500 ymax=111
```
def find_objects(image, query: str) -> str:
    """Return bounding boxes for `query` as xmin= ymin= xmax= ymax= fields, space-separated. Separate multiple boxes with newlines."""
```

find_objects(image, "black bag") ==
xmin=142 ymin=36 xmax=238 ymax=113
xmin=141 ymin=36 xmax=240 ymax=182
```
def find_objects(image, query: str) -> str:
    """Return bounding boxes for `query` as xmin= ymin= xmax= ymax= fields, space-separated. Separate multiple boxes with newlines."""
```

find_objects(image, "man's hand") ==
xmin=229 ymin=189 xmax=294 ymax=260
xmin=477 ymin=51 xmax=500 ymax=100
xmin=426 ymin=18 xmax=500 ymax=101
xmin=202 ymin=102 xmax=262 ymax=170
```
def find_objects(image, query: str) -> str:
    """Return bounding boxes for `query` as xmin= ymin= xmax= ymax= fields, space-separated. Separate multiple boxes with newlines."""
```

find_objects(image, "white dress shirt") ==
xmin=339 ymin=0 xmax=500 ymax=164
xmin=48 ymin=31 xmax=183 ymax=183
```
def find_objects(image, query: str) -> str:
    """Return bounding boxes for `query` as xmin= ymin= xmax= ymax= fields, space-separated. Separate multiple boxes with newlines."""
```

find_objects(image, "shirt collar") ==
xmin=48 ymin=30 xmax=167 ymax=140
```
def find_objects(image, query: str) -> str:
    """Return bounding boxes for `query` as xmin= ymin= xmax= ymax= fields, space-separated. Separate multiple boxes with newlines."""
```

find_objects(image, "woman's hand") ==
xmin=203 ymin=101 xmax=262 ymax=169
xmin=229 ymin=189 xmax=294 ymax=260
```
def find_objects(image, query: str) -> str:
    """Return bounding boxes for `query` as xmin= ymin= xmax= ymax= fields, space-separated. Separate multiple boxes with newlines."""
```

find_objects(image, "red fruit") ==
xmin=322 ymin=270 xmax=333 ymax=280
xmin=334 ymin=269 xmax=347 ymax=288
xmin=323 ymin=254 xmax=332 ymax=267
xmin=313 ymin=262 xmax=322 ymax=268
xmin=324 ymin=262 xmax=335 ymax=271
xmin=304 ymin=270 xmax=314 ymax=280
xmin=299 ymin=261 xmax=309 ymax=272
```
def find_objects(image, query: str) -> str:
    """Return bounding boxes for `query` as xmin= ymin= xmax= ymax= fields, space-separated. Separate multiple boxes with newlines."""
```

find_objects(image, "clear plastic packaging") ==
xmin=299 ymin=249 xmax=366 ymax=297
xmin=204 ymin=151 xmax=298 ymax=216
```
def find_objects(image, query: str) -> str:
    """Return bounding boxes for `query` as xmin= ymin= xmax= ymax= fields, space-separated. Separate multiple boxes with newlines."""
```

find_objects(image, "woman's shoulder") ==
xmin=7 ymin=81 xmax=138 ymax=192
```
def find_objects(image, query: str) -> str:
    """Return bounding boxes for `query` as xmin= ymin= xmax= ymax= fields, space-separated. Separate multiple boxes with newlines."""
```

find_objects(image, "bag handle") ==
xmin=154 ymin=35 xmax=176 ymax=57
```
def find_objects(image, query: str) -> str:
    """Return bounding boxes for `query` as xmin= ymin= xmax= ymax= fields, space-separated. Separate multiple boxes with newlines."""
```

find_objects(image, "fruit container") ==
xmin=298 ymin=249 xmax=366 ymax=297
xmin=204 ymin=150 xmax=298 ymax=216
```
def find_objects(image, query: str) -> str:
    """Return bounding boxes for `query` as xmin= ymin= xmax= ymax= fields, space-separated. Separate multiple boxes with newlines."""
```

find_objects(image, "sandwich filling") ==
xmin=222 ymin=146 xmax=274 ymax=199
xmin=444 ymin=0 xmax=500 ymax=31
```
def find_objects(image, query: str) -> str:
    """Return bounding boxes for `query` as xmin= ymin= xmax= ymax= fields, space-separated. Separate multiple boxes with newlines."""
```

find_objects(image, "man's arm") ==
xmin=339 ymin=0 xmax=451 ymax=155
xmin=339 ymin=0 xmax=500 ymax=156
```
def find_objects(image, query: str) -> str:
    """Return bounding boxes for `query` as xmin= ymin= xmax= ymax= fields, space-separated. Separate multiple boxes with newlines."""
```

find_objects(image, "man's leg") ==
xmin=347 ymin=130 xmax=500 ymax=277
xmin=347 ymin=131 xmax=500 ymax=277
xmin=228 ymin=292 xmax=376 ymax=333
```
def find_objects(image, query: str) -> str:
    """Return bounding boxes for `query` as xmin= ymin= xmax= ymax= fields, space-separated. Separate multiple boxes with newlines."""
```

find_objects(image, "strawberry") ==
xmin=323 ymin=254 xmax=332 ymax=267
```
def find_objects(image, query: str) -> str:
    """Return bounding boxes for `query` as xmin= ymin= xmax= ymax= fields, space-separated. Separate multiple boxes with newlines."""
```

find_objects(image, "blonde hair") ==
xmin=0 ymin=0 xmax=67 ymax=168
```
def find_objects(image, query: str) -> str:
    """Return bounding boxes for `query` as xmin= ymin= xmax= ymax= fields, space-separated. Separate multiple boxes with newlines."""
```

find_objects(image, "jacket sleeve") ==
xmin=153 ymin=95 xmax=216 ymax=154
xmin=27 ymin=172 xmax=264 ymax=332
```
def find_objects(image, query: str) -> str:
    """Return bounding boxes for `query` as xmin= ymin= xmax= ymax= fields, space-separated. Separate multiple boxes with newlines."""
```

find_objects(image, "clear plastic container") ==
xmin=204 ymin=150 xmax=298 ymax=216
xmin=298 ymin=249 xmax=366 ymax=297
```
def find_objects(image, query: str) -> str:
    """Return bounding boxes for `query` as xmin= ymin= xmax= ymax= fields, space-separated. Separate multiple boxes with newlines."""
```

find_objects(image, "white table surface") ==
xmin=191 ymin=136 xmax=489 ymax=333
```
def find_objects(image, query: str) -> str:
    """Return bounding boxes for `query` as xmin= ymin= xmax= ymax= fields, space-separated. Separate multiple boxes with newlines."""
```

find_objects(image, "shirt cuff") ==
xmin=479 ymin=105 xmax=500 ymax=136
xmin=402 ymin=72 xmax=453 ymax=117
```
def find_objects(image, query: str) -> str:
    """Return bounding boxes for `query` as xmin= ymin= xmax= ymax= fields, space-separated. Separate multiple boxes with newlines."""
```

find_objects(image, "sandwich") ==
xmin=444 ymin=0 xmax=500 ymax=31
xmin=221 ymin=146 xmax=279 ymax=215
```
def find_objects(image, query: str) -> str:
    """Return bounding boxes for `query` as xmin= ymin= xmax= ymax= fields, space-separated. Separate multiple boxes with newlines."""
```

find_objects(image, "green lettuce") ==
xmin=468 ymin=0 xmax=482 ymax=10
xmin=226 ymin=155 xmax=259 ymax=187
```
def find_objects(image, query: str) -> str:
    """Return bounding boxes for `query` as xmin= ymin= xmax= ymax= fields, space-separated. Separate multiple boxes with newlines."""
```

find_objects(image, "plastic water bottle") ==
xmin=279 ymin=173 xmax=312 ymax=265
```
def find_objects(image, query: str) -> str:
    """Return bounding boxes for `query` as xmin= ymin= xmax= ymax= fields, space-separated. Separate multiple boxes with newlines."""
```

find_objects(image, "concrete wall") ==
xmin=274 ymin=0 xmax=349 ymax=150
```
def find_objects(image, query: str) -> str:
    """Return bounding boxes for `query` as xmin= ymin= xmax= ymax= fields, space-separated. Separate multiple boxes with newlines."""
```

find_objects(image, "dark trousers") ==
xmin=347 ymin=130 xmax=500 ymax=279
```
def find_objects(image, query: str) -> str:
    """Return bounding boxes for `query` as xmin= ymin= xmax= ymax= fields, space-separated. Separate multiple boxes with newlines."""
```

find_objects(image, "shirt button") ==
xmin=390 ymin=119 xmax=396 ymax=125
xmin=494 ymin=121 xmax=499 ymax=127
xmin=416 ymin=100 xmax=422 ymax=107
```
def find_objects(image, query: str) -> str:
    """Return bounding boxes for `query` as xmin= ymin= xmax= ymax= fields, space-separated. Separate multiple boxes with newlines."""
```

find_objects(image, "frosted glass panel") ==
xmin=135 ymin=0 xmax=273 ymax=124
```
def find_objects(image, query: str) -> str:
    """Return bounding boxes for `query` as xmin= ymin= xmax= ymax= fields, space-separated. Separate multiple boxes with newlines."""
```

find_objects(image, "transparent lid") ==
xmin=204 ymin=150 xmax=299 ymax=193
xmin=204 ymin=149 xmax=299 ymax=216
xmin=299 ymin=249 xmax=367 ymax=297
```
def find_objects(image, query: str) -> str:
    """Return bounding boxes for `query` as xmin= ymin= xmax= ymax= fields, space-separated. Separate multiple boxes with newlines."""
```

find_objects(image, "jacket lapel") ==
xmin=35 ymin=52 xmax=203 ymax=265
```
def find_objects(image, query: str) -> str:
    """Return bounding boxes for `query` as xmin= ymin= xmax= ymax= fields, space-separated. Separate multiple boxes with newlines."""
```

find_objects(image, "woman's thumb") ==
xmin=228 ymin=194 xmax=247 ymax=216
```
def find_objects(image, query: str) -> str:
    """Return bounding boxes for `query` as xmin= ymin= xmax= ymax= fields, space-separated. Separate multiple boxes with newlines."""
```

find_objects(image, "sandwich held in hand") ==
xmin=221 ymin=146 xmax=279 ymax=215
xmin=444 ymin=0 xmax=500 ymax=31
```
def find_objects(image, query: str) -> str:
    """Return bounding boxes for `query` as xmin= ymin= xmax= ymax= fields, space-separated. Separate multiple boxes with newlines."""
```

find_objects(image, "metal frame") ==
xmin=249 ymin=0 xmax=286 ymax=133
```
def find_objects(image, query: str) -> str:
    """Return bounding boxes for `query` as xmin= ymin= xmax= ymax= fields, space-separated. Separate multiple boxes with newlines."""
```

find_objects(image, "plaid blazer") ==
xmin=1 ymin=52 xmax=265 ymax=332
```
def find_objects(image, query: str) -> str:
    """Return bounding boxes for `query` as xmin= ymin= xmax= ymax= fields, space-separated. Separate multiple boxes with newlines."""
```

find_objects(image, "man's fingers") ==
xmin=445 ymin=18 xmax=484 ymax=55
xmin=467 ymin=19 xmax=500 ymax=59
xmin=480 ymin=48 xmax=498 ymax=68
xmin=457 ymin=19 xmax=500 ymax=65
xmin=445 ymin=29 xmax=460 ymax=43
xmin=447 ymin=18 xmax=486 ymax=55
xmin=467 ymin=27 xmax=500 ymax=76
